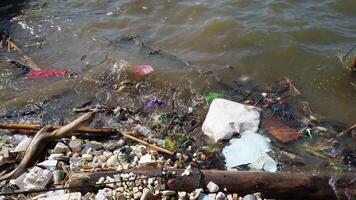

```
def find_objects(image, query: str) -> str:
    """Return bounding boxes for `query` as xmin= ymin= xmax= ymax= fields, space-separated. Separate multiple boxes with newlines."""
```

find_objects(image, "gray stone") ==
xmin=53 ymin=142 xmax=70 ymax=154
xmin=243 ymin=194 xmax=257 ymax=200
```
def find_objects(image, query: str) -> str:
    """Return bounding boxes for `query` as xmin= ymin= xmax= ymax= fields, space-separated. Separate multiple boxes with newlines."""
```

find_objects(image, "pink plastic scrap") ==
xmin=27 ymin=69 xmax=69 ymax=80
xmin=132 ymin=64 xmax=154 ymax=76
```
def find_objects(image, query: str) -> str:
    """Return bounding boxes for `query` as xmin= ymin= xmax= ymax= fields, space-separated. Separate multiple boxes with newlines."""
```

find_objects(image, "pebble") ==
xmin=69 ymin=139 xmax=82 ymax=153
xmin=243 ymin=194 xmax=257 ymax=200
xmin=181 ymin=165 xmax=192 ymax=176
xmin=177 ymin=191 xmax=186 ymax=200
xmin=48 ymin=153 xmax=64 ymax=160
xmin=216 ymin=192 xmax=226 ymax=200
xmin=117 ymin=152 xmax=128 ymax=163
xmin=140 ymin=188 xmax=150 ymax=200
xmin=53 ymin=142 xmax=70 ymax=154
xmin=133 ymin=191 xmax=142 ymax=199
xmin=92 ymin=156 xmax=103 ymax=167
xmin=161 ymin=190 xmax=176 ymax=196
xmin=139 ymin=154 xmax=153 ymax=164
xmin=82 ymin=154 xmax=93 ymax=161
xmin=207 ymin=181 xmax=219 ymax=193
xmin=97 ymin=177 xmax=105 ymax=184
xmin=189 ymin=188 xmax=203 ymax=200
xmin=106 ymin=155 xmax=119 ymax=167
xmin=226 ymin=194 xmax=233 ymax=200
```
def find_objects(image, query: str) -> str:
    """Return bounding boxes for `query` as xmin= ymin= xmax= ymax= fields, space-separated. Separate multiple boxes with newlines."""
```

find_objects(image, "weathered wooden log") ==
xmin=67 ymin=166 xmax=356 ymax=200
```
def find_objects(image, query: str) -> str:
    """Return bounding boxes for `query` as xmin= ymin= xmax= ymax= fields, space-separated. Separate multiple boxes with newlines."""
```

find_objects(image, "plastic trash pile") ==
xmin=202 ymin=98 xmax=277 ymax=172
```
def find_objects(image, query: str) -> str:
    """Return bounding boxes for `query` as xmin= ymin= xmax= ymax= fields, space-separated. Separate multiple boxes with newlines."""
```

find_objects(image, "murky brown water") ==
xmin=0 ymin=0 xmax=355 ymax=123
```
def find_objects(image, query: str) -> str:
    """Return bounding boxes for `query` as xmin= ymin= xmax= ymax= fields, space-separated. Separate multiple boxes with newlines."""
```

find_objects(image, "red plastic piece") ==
xmin=27 ymin=69 xmax=69 ymax=80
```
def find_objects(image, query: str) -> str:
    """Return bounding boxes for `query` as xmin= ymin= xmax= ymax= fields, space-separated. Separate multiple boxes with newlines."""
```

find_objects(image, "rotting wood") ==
xmin=67 ymin=166 xmax=356 ymax=200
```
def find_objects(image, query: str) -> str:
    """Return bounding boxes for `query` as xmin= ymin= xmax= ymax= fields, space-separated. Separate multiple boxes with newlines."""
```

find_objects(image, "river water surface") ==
xmin=0 ymin=0 xmax=355 ymax=123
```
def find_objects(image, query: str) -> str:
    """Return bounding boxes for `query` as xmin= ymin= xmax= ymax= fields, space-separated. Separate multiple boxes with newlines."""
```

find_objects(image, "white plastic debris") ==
xmin=12 ymin=137 xmax=32 ymax=152
xmin=37 ymin=192 xmax=82 ymax=200
xmin=223 ymin=132 xmax=277 ymax=172
xmin=11 ymin=166 xmax=53 ymax=190
xmin=202 ymin=98 xmax=260 ymax=143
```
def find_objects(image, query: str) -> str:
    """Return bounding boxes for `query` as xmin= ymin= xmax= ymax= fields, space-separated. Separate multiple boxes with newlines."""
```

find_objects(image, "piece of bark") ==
xmin=262 ymin=118 xmax=302 ymax=143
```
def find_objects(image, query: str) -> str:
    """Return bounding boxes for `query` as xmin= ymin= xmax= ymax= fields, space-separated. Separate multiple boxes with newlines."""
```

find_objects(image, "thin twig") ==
xmin=7 ymin=39 xmax=40 ymax=70
xmin=343 ymin=44 xmax=356 ymax=60
xmin=123 ymin=132 xmax=174 ymax=156
xmin=339 ymin=122 xmax=356 ymax=136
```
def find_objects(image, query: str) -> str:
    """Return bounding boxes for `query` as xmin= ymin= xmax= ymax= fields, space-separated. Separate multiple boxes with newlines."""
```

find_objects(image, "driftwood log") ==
xmin=0 ymin=112 xmax=95 ymax=181
xmin=68 ymin=165 xmax=356 ymax=200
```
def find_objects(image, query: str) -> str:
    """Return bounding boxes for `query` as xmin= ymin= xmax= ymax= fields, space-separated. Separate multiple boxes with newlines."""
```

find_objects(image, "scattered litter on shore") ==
xmin=0 ymin=29 xmax=355 ymax=200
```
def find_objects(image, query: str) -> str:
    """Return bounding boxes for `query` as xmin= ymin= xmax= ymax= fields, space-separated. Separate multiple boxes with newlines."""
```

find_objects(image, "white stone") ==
xmin=53 ymin=142 xmax=70 ymax=154
xmin=178 ymin=191 xmax=187 ymax=200
xmin=95 ymin=188 xmax=112 ymax=200
xmin=161 ymin=190 xmax=176 ymax=196
xmin=215 ymin=192 xmax=226 ymax=200
xmin=106 ymin=155 xmax=119 ymax=167
xmin=133 ymin=192 xmax=142 ymax=199
xmin=140 ymin=188 xmax=150 ymax=200
xmin=202 ymin=98 xmax=260 ymax=143
xmin=82 ymin=154 xmax=93 ymax=161
xmin=97 ymin=177 xmax=105 ymax=184
xmin=48 ymin=153 xmax=64 ymax=160
xmin=181 ymin=165 xmax=192 ymax=176
xmin=207 ymin=181 xmax=219 ymax=193
xmin=227 ymin=194 xmax=233 ymax=200
xmin=139 ymin=154 xmax=153 ymax=164
xmin=189 ymin=188 xmax=203 ymax=200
